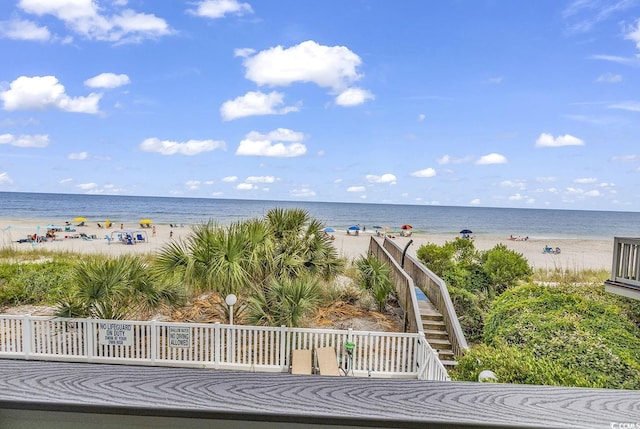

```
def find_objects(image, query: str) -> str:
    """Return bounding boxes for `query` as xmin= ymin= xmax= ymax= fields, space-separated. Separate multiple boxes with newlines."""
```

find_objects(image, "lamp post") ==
xmin=225 ymin=294 xmax=237 ymax=325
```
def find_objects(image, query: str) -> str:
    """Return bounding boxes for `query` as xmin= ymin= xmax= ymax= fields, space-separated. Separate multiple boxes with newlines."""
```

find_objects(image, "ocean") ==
xmin=1 ymin=192 xmax=639 ymax=240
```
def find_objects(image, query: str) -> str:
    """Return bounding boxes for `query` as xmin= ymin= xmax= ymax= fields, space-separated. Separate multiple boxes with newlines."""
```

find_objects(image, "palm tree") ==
xmin=356 ymin=254 xmax=394 ymax=312
xmin=246 ymin=276 xmax=321 ymax=327
xmin=57 ymin=255 xmax=184 ymax=319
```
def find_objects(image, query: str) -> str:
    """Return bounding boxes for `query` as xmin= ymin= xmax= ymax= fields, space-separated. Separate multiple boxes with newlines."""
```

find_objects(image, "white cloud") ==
xmin=0 ymin=19 xmax=50 ymax=40
xmin=59 ymin=178 xmax=72 ymax=184
xmin=436 ymin=154 xmax=470 ymax=164
xmin=335 ymin=87 xmax=374 ymax=106
xmin=418 ymin=114 xmax=426 ymax=122
xmin=536 ymin=176 xmax=556 ymax=183
xmin=574 ymin=177 xmax=597 ymax=184
xmin=185 ymin=180 xmax=201 ymax=190
xmin=535 ymin=133 xmax=584 ymax=147
xmin=67 ymin=151 xmax=88 ymax=160
xmin=411 ymin=168 xmax=436 ymax=178
xmin=585 ymin=189 xmax=601 ymax=197
xmin=84 ymin=73 xmax=130 ymax=88
xmin=0 ymin=172 xmax=13 ymax=185
xmin=220 ymin=91 xmax=298 ymax=121
xmin=470 ymin=198 xmax=481 ymax=205
xmin=0 ymin=133 xmax=49 ymax=148
xmin=237 ymin=183 xmax=256 ymax=190
xmin=236 ymin=128 xmax=307 ymax=157
xmin=18 ymin=0 xmax=173 ymax=43
xmin=222 ymin=176 xmax=238 ymax=182
xmin=508 ymin=193 xmax=523 ymax=201
xmin=246 ymin=176 xmax=276 ymax=184
xmin=476 ymin=153 xmax=508 ymax=165
xmin=290 ymin=188 xmax=316 ymax=197
xmin=187 ymin=0 xmax=253 ymax=18
xmin=347 ymin=186 xmax=366 ymax=192
xmin=612 ymin=154 xmax=640 ymax=162
xmin=500 ymin=180 xmax=526 ymax=189
xmin=140 ymin=137 xmax=226 ymax=155
xmin=0 ymin=76 xmax=101 ymax=113
xmin=595 ymin=72 xmax=622 ymax=83
xmin=242 ymin=40 xmax=363 ymax=91
xmin=608 ymin=101 xmax=640 ymax=112
xmin=365 ymin=174 xmax=397 ymax=184
xmin=624 ymin=18 xmax=640 ymax=50
xmin=76 ymin=182 xmax=98 ymax=190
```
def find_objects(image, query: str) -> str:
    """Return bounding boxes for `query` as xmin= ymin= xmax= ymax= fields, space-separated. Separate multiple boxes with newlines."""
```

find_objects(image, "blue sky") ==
xmin=1 ymin=0 xmax=640 ymax=211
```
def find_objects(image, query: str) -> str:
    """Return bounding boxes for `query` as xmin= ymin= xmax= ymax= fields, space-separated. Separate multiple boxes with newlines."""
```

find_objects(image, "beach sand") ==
xmin=0 ymin=218 xmax=614 ymax=271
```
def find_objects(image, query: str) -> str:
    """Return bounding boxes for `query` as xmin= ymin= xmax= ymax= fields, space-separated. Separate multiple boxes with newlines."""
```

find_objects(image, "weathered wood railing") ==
xmin=609 ymin=237 xmax=640 ymax=288
xmin=382 ymin=238 xmax=469 ymax=357
xmin=0 ymin=314 xmax=449 ymax=381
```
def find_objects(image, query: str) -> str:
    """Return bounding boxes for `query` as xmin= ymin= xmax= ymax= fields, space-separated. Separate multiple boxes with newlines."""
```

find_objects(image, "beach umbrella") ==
xmin=372 ymin=225 xmax=382 ymax=229
xmin=140 ymin=219 xmax=153 ymax=225
xmin=323 ymin=227 xmax=335 ymax=233
xmin=460 ymin=229 xmax=473 ymax=234
xmin=400 ymin=224 xmax=412 ymax=230
xmin=348 ymin=225 xmax=360 ymax=231
xmin=73 ymin=217 xmax=87 ymax=222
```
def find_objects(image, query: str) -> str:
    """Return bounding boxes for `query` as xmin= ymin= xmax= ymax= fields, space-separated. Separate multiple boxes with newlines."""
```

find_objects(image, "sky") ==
xmin=1 ymin=0 xmax=640 ymax=211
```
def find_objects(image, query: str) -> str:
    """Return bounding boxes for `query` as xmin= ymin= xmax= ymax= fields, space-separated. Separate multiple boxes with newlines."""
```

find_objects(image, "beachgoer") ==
xmin=152 ymin=225 xmax=156 ymax=237
xmin=120 ymin=223 xmax=124 ymax=229
xmin=169 ymin=230 xmax=173 ymax=239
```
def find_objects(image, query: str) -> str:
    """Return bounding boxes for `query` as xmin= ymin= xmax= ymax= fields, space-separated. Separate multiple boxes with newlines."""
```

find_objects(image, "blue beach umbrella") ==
xmin=323 ymin=227 xmax=335 ymax=233
xmin=348 ymin=225 xmax=360 ymax=231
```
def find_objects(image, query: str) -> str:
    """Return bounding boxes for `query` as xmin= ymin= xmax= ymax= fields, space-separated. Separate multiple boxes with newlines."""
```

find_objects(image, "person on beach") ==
xmin=152 ymin=225 xmax=156 ymax=237
xmin=169 ymin=230 xmax=173 ymax=239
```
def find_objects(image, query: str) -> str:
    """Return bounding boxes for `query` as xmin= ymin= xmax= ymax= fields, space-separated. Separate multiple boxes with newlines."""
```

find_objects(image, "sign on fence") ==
xmin=98 ymin=322 xmax=133 ymax=346
xmin=169 ymin=326 xmax=191 ymax=348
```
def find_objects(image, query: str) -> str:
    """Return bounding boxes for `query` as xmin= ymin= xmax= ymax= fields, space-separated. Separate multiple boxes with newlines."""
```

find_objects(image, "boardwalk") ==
xmin=0 ymin=360 xmax=638 ymax=428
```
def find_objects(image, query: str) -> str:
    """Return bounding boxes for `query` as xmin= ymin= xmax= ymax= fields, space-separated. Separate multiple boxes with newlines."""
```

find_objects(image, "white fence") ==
xmin=0 ymin=315 xmax=449 ymax=381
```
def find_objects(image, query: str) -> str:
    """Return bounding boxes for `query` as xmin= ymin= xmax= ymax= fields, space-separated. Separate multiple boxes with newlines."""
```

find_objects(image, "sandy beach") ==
xmin=0 ymin=218 xmax=614 ymax=271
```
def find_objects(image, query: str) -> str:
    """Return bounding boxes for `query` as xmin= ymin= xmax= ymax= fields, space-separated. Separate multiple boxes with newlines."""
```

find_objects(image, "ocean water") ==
xmin=1 ymin=191 xmax=639 ymax=240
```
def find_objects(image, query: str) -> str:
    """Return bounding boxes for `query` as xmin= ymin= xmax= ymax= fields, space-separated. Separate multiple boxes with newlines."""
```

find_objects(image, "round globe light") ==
xmin=225 ymin=294 xmax=237 ymax=306
xmin=478 ymin=370 xmax=498 ymax=383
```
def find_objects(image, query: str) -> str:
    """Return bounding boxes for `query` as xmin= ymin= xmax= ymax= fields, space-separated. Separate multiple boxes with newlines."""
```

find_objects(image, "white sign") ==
xmin=169 ymin=326 xmax=191 ymax=348
xmin=98 ymin=322 xmax=134 ymax=346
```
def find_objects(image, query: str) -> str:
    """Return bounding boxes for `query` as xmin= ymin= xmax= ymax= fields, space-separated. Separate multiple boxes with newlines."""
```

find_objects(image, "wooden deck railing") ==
xmin=0 ymin=314 xmax=449 ymax=381
xmin=609 ymin=237 xmax=640 ymax=288
xmin=382 ymin=238 xmax=469 ymax=357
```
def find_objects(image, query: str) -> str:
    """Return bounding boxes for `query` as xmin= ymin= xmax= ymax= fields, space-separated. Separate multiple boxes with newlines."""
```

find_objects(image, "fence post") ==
xmin=22 ymin=315 xmax=32 ymax=359
xmin=150 ymin=319 xmax=157 ymax=365
xmin=214 ymin=322 xmax=220 ymax=369
xmin=86 ymin=318 xmax=94 ymax=362
xmin=280 ymin=325 xmax=287 ymax=371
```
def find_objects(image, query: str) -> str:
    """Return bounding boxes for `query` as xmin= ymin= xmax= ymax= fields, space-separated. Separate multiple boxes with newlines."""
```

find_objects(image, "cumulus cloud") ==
xmin=17 ymin=0 xmax=173 ymax=43
xmin=185 ymin=180 xmax=201 ymax=190
xmin=237 ymin=183 xmax=256 ymax=190
xmin=0 ymin=133 xmax=49 ymax=147
xmin=0 ymin=76 xmax=101 ymax=113
xmin=335 ymin=87 xmax=374 ymax=106
xmin=536 ymin=176 xmax=556 ymax=183
xmin=470 ymin=198 xmax=481 ymax=205
xmin=236 ymin=128 xmax=306 ymax=157
xmin=585 ymin=189 xmax=601 ymax=197
xmin=410 ymin=168 xmax=436 ymax=178
xmin=246 ymin=176 xmax=277 ymax=184
xmin=436 ymin=154 xmax=470 ymax=164
xmin=77 ymin=182 xmax=98 ymax=190
xmin=140 ymin=137 xmax=226 ymax=155
xmin=0 ymin=19 xmax=50 ymax=40
xmin=574 ymin=177 xmax=597 ymax=184
xmin=187 ymin=0 xmax=253 ymax=18
xmin=84 ymin=73 xmax=130 ymax=88
xmin=290 ymin=188 xmax=316 ymax=197
xmin=365 ymin=174 xmax=397 ymax=184
xmin=418 ymin=114 xmax=426 ymax=122
xmin=535 ymin=133 xmax=584 ymax=148
xmin=240 ymin=40 xmax=371 ymax=103
xmin=220 ymin=91 xmax=298 ymax=121
xmin=222 ymin=176 xmax=238 ymax=182
xmin=476 ymin=153 xmax=508 ymax=165
xmin=0 ymin=172 xmax=13 ymax=185
xmin=500 ymin=179 xmax=526 ymax=189
xmin=68 ymin=151 xmax=88 ymax=160
xmin=347 ymin=186 xmax=366 ymax=192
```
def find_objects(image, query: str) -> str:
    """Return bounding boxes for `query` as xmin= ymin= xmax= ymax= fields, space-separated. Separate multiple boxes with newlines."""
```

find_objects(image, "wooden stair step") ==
xmin=422 ymin=320 xmax=446 ymax=330
xmin=426 ymin=338 xmax=452 ymax=347
xmin=440 ymin=360 xmax=458 ymax=367
xmin=423 ymin=329 xmax=449 ymax=340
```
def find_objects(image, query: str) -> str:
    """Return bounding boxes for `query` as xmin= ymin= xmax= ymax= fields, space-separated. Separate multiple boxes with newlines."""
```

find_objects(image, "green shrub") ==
xmin=0 ymin=260 xmax=76 ymax=305
xmin=355 ymin=254 xmax=394 ymax=312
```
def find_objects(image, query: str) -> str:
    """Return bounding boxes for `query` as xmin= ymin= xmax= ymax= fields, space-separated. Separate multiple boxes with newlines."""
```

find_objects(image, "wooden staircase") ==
xmin=418 ymin=301 xmax=457 ymax=368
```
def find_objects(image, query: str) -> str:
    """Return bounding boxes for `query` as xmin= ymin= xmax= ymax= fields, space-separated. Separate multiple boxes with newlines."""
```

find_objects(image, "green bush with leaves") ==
xmin=0 ymin=260 xmax=76 ymax=306
xmin=453 ymin=283 xmax=640 ymax=389
xmin=355 ymin=254 xmax=394 ymax=312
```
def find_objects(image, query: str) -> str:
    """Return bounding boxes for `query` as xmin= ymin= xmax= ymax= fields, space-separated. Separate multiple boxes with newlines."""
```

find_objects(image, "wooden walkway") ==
xmin=0 ymin=360 xmax=638 ymax=428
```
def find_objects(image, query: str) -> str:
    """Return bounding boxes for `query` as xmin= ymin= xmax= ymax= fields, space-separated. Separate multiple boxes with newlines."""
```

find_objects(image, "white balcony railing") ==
xmin=610 ymin=237 xmax=640 ymax=289
xmin=0 ymin=315 xmax=449 ymax=381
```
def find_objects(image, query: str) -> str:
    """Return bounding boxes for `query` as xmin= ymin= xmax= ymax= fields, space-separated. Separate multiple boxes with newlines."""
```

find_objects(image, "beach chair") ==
xmin=136 ymin=234 xmax=145 ymax=242
xmin=291 ymin=349 xmax=312 ymax=375
xmin=316 ymin=347 xmax=340 ymax=376
xmin=105 ymin=234 xmax=112 ymax=244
